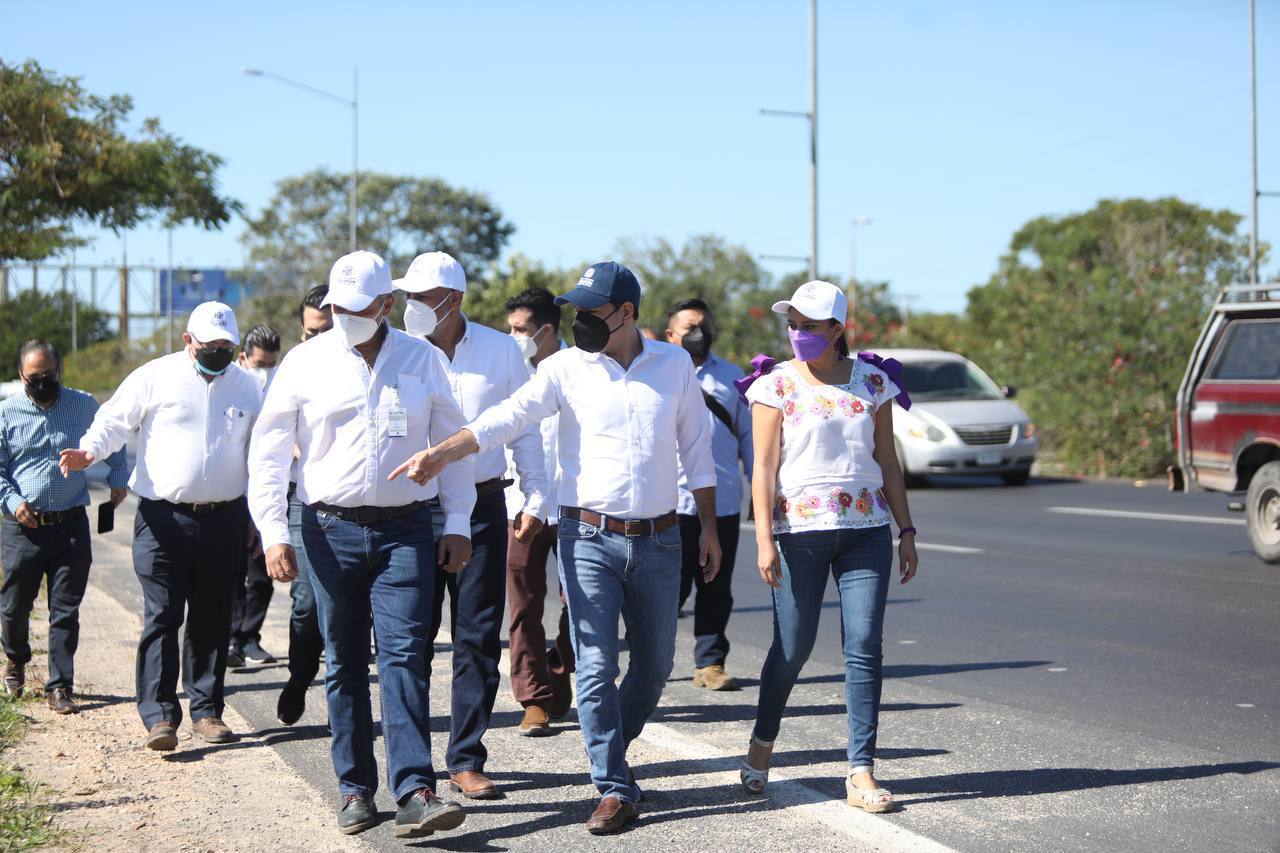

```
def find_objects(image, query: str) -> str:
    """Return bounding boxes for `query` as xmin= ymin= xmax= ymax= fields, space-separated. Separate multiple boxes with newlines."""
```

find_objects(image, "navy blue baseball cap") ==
xmin=555 ymin=261 xmax=642 ymax=311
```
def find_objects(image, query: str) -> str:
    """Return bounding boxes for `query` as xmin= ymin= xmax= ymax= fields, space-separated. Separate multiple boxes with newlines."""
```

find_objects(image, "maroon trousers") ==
xmin=505 ymin=522 xmax=574 ymax=711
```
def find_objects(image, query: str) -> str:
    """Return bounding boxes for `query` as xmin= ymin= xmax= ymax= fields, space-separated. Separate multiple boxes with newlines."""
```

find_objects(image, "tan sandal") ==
xmin=847 ymin=768 xmax=895 ymax=813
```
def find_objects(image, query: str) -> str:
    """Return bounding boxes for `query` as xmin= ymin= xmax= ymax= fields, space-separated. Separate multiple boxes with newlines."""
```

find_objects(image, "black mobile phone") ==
xmin=97 ymin=501 xmax=115 ymax=534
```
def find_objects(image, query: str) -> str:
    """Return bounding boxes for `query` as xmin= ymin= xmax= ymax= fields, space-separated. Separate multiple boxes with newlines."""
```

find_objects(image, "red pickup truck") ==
xmin=1171 ymin=283 xmax=1280 ymax=563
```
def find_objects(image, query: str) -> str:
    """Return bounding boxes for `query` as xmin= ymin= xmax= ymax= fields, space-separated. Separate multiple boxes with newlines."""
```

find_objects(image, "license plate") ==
xmin=977 ymin=450 xmax=1003 ymax=466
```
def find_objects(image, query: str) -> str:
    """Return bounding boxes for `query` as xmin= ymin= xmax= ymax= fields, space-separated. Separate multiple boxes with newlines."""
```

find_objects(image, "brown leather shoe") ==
xmin=586 ymin=796 xmax=638 ymax=835
xmin=192 ymin=716 xmax=237 ymax=744
xmin=448 ymin=770 xmax=502 ymax=800
xmin=3 ymin=660 xmax=23 ymax=698
xmin=518 ymin=706 xmax=552 ymax=737
xmin=145 ymin=720 xmax=178 ymax=751
xmin=47 ymin=688 xmax=79 ymax=715
xmin=692 ymin=664 xmax=738 ymax=691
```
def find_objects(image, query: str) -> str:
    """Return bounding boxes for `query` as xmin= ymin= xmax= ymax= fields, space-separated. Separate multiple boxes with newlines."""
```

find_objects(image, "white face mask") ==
xmin=404 ymin=294 xmax=454 ymax=338
xmin=510 ymin=326 xmax=545 ymax=361
xmin=246 ymin=365 xmax=274 ymax=390
xmin=333 ymin=310 xmax=382 ymax=348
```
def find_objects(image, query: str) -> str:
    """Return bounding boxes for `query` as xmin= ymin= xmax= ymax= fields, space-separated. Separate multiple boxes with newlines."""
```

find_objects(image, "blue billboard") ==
xmin=158 ymin=269 xmax=251 ymax=313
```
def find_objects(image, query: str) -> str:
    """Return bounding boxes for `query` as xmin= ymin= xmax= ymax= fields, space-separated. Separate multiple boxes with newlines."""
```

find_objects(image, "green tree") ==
xmin=239 ymin=169 xmax=515 ymax=339
xmin=0 ymin=59 xmax=240 ymax=262
xmin=0 ymin=290 xmax=114 ymax=379
xmin=464 ymin=254 xmax=578 ymax=336
xmin=965 ymin=197 xmax=1251 ymax=477
xmin=618 ymin=234 xmax=786 ymax=368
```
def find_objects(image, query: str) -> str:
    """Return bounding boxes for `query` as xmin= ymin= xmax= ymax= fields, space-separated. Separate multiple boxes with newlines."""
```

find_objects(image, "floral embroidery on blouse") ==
xmin=774 ymin=487 xmax=890 ymax=527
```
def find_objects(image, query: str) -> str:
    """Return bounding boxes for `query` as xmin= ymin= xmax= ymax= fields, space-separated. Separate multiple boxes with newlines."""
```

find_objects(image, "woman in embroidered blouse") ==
xmin=737 ymin=280 xmax=919 ymax=813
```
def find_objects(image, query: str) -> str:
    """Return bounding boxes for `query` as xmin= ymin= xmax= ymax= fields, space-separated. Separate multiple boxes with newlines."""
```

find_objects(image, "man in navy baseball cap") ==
xmin=556 ymin=262 xmax=643 ymax=355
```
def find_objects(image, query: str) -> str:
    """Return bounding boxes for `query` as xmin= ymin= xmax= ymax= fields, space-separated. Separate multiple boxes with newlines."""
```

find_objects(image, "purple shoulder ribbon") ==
xmin=734 ymin=353 xmax=778 ymax=402
xmin=857 ymin=351 xmax=912 ymax=410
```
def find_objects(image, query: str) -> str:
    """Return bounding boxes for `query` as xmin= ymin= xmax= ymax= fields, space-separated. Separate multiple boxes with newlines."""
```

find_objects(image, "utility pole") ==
xmin=1251 ymin=0 xmax=1260 ymax=284
xmin=761 ymin=0 xmax=819 ymax=280
xmin=119 ymin=236 xmax=129 ymax=343
xmin=167 ymin=229 xmax=175 ymax=351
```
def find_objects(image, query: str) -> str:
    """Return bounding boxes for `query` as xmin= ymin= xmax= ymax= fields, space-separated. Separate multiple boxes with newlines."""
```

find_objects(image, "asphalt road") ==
xmin=79 ymin=476 xmax=1280 ymax=852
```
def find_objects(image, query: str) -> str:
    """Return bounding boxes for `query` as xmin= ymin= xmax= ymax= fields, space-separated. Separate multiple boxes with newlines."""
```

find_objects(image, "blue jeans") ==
xmin=753 ymin=525 xmax=892 ymax=768
xmin=425 ymin=492 xmax=508 ymax=774
xmin=557 ymin=516 xmax=682 ymax=803
xmin=301 ymin=505 xmax=437 ymax=802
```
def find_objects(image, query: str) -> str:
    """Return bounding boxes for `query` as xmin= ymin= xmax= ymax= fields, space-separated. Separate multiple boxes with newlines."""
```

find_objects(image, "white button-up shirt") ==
xmin=79 ymin=352 xmax=262 ymax=504
xmin=504 ymin=340 xmax=567 ymax=523
xmin=470 ymin=336 xmax=716 ymax=519
xmin=248 ymin=326 xmax=476 ymax=550
xmin=430 ymin=316 xmax=548 ymax=520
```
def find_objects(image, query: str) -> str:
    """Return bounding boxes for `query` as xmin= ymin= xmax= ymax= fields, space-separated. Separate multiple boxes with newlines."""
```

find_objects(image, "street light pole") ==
xmin=243 ymin=66 xmax=359 ymax=252
xmin=1251 ymin=0 xmax=1259 ymax=285
xmin=761 ymin=0 xmax=819 ymax=280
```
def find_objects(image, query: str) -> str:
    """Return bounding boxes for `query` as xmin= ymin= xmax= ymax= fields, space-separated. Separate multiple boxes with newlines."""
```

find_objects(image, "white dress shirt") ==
xmin=80 ymin=352 xmax=262 ymax=504
xmin=248 ymin=326 xmax=476 ymax=550
xmin=504 ymin=340 xmax=567 ymax=523
xmin=470 ymin=335 xmax=716 ymax=519
xmin=430 ymin=316 xmax=548 ymax=520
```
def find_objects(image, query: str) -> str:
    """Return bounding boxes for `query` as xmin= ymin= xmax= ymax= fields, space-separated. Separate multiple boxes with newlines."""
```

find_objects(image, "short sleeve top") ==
xmin=745 ymin=358 xmax=900 ymax=534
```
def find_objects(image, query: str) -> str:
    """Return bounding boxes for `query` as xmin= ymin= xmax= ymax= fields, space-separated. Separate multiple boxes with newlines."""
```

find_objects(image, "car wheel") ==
xmin=1245 ymin=460 xmax=1280 ymax=564
xmin=896 ymin=440 xmax=927 ymax=489
xmin=1001 ymin=466 xmax=1031 ymax=486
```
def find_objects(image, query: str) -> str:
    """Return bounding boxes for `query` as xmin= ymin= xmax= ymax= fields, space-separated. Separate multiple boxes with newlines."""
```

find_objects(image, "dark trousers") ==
xmin=231 ymin=550 xmax=273 ymax=648
xmin=132 ymin=497 xmax=247 ymax=729
xmin=677 ymin=513 xmax=741 ymax=668
xmin=506 ymin=521 xmax=574 ymax=709
xmin=285 ymin=493 xmax=323 ymax=685
xmin=426 ymin=491 xmax=508 ymax=774
xmin=1 ymin=513 xmax=92 ymax=692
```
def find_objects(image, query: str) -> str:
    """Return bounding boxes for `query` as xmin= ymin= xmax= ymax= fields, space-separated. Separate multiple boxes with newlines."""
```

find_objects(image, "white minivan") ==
xmin=876 ymin=349 xmax=1038 ymax=486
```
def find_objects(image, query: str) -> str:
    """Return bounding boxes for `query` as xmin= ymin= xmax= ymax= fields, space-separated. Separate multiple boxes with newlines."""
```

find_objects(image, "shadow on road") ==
xmin=730 ymin=598 xmax=924 ymax=615
xmin=914 ymin=475 xmax=1080 ymax=491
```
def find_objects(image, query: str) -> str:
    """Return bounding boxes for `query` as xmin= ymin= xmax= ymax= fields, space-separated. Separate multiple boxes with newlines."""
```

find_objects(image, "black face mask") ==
xmin=572 ymin=306 xmax=622 ymax=354
xmin=25 ymin=376 xmax=59 ymax=405
xmin=193 ymin=346 xmax=235 ymax=375
xmin=680 ymin=325 xmax=713 ymax=360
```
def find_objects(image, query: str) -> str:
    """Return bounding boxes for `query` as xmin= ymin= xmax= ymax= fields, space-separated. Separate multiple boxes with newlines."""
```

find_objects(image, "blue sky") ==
xmin=4 ymin=0 xmax=1277 ymax=313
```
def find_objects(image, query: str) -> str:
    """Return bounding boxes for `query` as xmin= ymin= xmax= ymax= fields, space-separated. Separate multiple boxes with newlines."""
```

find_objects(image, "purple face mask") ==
xmin=789 ymin=327 xmax=832 ymax=361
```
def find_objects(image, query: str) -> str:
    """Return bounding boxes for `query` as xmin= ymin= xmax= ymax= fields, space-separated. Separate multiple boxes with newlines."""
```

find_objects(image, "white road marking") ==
xmin=1047 ymin=667 xmax=1069 ymax=672
xmin=1046 ymin=506 xmax=1246 ymax=526
xmin=898 ymin=640 xmax=918 ymax=645
xmin=738 ymin=523 xmax=984 ymax=554
xmin=1236 ymin=703 xmax=1256 ymax=709
xmin=639 ymin=722 xmax=957 ymax=853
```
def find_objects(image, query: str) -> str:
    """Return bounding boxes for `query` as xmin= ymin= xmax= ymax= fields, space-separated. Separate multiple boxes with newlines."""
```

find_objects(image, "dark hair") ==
xmin=505 ymin=288 xmax=561 ymax=333
xmin=18 ymin=339 xmax=59 ymax=372
xmin=243 ymin=324 xmax=281 ymax=355
xmin=831 ymin=320 xmax=850 ymax=357
xmin=665 ymin=297 xmax=713 ymax=323
xmin=298 ymin=285 xmax=330 ymax=324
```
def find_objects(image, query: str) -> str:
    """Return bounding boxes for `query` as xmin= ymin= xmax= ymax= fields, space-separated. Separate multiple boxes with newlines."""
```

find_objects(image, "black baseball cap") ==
xmin=555 ymin=261 xmax=642 ymax=311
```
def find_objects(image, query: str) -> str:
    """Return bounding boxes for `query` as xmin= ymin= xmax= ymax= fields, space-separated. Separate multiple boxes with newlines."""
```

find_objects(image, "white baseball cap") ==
xmin=772 ymin=280 xmax=848 ymax=323
xmin=393 ymin=251 xmax=467 ymax=294
xmin=322 ymin=250 xmax=393 ymax=312
xmin=186 ymin=301 xmax=240 ymax=345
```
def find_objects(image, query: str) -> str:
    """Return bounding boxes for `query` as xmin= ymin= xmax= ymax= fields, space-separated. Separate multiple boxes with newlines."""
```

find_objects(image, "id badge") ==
xmin=387 ymin=406 xmax=408 ymax=438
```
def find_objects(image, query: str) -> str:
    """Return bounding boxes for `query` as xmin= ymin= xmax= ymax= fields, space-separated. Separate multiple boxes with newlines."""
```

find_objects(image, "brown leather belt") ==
xmin=310 ymin=500 xmax=427 ymax=525
xmin=475 ymin=477 xmax=515 ymax=497
xmin=163 ymin=499 xmax=239 ymax=516
xmin=560 ymin=506 xmax=677 ymax=537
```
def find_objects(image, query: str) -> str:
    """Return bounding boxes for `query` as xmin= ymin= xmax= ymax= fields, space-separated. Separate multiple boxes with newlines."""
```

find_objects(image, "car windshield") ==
xmin=899 ymin=359 xmax=1004 ymax=401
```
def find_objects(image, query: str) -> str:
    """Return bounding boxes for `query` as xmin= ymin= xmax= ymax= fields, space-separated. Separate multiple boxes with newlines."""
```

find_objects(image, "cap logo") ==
xmin=583 ymin=268 xmax=595 ymax=279
xmin=211 ymin=311 xmax=228 ymax=328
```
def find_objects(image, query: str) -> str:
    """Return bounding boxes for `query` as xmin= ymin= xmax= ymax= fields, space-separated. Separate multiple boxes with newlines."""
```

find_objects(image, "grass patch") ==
xmin=0 ymin=691 xmax=61 ymax=850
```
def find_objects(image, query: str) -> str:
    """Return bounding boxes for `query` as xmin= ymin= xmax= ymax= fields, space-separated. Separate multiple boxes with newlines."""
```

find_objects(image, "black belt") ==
xmin=310 ymin=500 xmax=427 ymax=526
xmin=560 ymin=506 xmax=678 ymax=537
xmin=28 ymin=506 xmax=87 ymax=527
xmin=475 ymin=477 xmax=515 ymax=497
xmin=161 ymin=499 xmax=239 ymax=516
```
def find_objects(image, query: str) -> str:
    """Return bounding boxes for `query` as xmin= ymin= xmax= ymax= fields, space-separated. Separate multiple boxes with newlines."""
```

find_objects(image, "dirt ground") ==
xmin=5 ymin=581 xmax=367 ymax=853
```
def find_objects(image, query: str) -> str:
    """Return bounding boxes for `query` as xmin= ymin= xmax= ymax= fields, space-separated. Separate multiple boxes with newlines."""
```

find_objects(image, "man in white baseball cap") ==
xmin=60 ymin=301 xmax=262 ymax=752
xmin=394 ymin=251 xmax=550 ymax=795
xmin=248 ymin=249 xmax=477 ymax=838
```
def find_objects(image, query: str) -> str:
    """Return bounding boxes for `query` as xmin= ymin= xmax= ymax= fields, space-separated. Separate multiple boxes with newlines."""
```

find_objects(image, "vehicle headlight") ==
xmin=1022 ymin=422 xmax=1036 ymax=439
xmin=908 ymin=424 xmax=946 ymax=442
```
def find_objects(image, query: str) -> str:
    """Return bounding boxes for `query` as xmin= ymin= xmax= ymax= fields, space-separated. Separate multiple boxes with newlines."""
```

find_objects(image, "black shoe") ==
xmin=3 ymin=660 xmax=23 ymax=698
xmin=277 ymin=676 xmax=308 ymax=726
xmin=226 ymin=645 xmax=246 ymax=669
xmin=47 ymin=688 xmax=79 ymax=715
xmin=394 ymin=788 xmax=465 ymax=839
xmin=338 ymin=794 xmax=376 ymax=835
xmin=242 ymin=640 xmax=275 ymax=664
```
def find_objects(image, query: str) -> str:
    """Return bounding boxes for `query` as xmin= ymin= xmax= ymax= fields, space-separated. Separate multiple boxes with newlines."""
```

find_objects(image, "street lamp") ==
xmin=242 ymin=66 xmax=359 ymax=252
xmin=760 ymin=0 xmax=818 ymax=280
